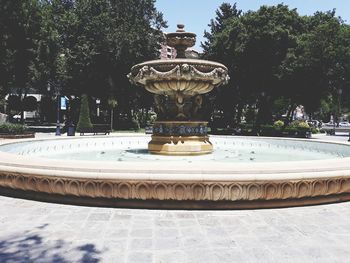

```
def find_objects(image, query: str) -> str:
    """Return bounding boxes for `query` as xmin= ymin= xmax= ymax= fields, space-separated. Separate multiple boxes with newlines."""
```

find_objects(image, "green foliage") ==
xmin=238 ymin=122 xmax=311 ymax=138
xmin=273 ymin=120 xmax=285 ymax=128
xmin=23 ymin=96 xmax=37 ymax=111
xmin=203 ymin=4 xmax=350 ymax=126
xmin=1 ymin=0 xmax=166 ymax=129
xmin=288 ymin=120 xmax=310 ymax=129
xmin=0 ymin=123 xmax=26 ymax=134
xmin=131 ymin=118 xmax=140 ymax=131
xmin=0 ymin=0 xmax=41 ymax=95
xmin=108 ymin=98 xmax=118 ymax=109
xmin=2 ymin=1 xmax=350 ymax=130
xmin=311 ymin=127 xmax=320 ymax=134
xmin=76 ymin=94 xmax=93 ymax=131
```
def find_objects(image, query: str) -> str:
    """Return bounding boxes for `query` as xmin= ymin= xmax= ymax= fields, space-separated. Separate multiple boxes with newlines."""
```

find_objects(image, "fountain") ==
xmin=128 ymin=24 xmax=229 ymax=155
xmin=1 ymin=25 xmax=350 ymax=209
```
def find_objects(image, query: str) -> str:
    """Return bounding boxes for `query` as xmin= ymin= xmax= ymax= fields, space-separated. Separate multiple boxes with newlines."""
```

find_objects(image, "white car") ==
xmin=339 ymin=122 xmax=350 ymax=127
xmin=323 ymin=122 xmax=335 ymax=127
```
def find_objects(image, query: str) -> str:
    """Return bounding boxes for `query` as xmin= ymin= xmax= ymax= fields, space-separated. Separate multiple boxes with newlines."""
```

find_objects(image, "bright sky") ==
xmin=155 ymin=0 xmax=350 ymax=51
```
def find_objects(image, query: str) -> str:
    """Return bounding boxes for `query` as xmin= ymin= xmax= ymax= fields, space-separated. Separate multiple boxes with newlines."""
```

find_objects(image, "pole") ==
xmin=56 ymin=95 xmax=61 ymax=136
xmin=110 ymin=109 xmax=113 ymax=131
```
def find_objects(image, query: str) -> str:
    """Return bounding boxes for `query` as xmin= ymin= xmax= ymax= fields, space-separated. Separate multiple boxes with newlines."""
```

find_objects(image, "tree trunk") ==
xmin=235 ymin=102 xmax=244 ymax=125
xmin=286 ymin=102 xmax=296 ymax=124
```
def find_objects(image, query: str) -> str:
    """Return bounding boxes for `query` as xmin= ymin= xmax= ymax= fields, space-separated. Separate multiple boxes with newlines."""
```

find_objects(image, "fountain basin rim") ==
xmin=1 ymin=135 xmax=350 ymax=181
xmin=1 ymin=135 xmax=350 ymax=209
xmin=130 ymin=58 xmax=228 ymax=72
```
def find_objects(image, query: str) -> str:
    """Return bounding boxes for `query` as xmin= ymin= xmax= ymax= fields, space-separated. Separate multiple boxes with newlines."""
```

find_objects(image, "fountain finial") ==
xmin=176 ymin=24 xmax=185 ymax=32
xmin=166 ymin=24 xmax=196 ymax=58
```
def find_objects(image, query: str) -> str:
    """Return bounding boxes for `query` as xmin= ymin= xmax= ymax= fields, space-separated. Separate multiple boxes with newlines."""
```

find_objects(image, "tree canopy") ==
xmin=1 ymin=1 xmax=350 ymax=129
xmin=202 ymin=3 xmax=350 ymax=126
xmin=0 ymin=0 xmax=166 ymax=126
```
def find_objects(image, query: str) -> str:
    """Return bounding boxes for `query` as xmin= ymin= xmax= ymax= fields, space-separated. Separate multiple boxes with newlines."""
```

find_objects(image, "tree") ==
xmin=1 ymin=0 xmax=167 ymax=128
xmin=202 ymin=2 xmax=242 ymax=56
xmin=202 ymin=4 xmax=305 ymax=126
xmin=280 ymin=11 xmax=350 ymax=121
xmin=0 ymin=0 xmax=42 ymax=121
xmin=201 ymin=3 xmax=243 ymax=127
xmin=203 ymin=3 xmax=350 ymax=127
xmin=77 ymin=94 xmax=93 ymax=131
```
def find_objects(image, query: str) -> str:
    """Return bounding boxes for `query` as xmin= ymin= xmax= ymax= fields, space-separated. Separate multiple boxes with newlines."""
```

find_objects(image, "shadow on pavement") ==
xmin=0 ymin=224 xmax=101 ymax=263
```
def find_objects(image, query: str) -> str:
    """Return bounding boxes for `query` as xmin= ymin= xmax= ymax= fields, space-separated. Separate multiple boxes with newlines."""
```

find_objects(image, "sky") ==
xmin=155 ymin=0 xmax=350 ymax=51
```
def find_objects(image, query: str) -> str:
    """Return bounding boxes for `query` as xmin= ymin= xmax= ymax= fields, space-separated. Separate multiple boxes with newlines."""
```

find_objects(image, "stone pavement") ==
xmin=1 ymin=195 xmax=350 ymax=263
xmin=0 ymin=133 xmax=349 ymax=262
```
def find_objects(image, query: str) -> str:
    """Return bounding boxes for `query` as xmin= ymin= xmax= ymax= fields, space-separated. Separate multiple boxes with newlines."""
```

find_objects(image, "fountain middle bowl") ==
xmin=128 ymin=59 xmax=229 ymax=96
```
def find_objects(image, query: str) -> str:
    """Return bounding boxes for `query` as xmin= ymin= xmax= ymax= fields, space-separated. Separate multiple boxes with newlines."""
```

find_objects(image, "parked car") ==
xmin=322 ymin=122 xmax=334 ymax=127
xmin=307 ymin=120 xmax=322 ymax=128
xmin=339 ymin=122 xmax=350 ymax=127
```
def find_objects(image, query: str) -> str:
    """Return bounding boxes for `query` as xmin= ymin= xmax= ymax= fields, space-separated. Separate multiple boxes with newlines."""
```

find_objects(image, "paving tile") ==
xmin=184 ymin=248 xmax=215 ymax=263
xmin=129 ymin=238 xmax=153 ymax=250
xmin=154 ymin=228 xmax=180 ymax=239
xmin=127 ymin=252 xmax=153 ymax=263
xmin=154 ymin=251 xmax=187 ymax=263
xmin=154 ymin=238 xmax=182 ymax=250
xmin=0 ymin=194 xmax=350 ymax=262
xmin=130 ymin=228 xmax=153 ymax=238
xmin=87 ymin=213 xmax=112 ymax=221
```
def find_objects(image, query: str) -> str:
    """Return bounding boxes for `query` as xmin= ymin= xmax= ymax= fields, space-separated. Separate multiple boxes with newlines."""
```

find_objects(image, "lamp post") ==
xmin=96 ymin=98 xmax=101 ymax=117
xmin=56 ymin=93 xmax=61 ymax=136
xmin=47 ymin=53 xmax=66 ymax=136
xmin=47 ymin=82 xmax=61 ymax=136
xmin=337 ymin=88 xmax=342 ymax=124
xmin=55 ymin=53 xmax=66 ymax=136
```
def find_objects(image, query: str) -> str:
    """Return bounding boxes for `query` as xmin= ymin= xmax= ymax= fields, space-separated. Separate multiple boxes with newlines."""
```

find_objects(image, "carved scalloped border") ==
xmin=1 ymin=172 xmax=350 ymax=203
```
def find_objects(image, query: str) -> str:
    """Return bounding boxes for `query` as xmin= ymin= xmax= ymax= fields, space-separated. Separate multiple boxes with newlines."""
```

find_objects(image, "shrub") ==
xmin=273 ymin=120 xmax=284 ymax=128
xmin=311 ymin=128 xmax=320 ymax=134
xmin=132 ymin=118 xmax=140 ymax=130
xmin=288 ymin=120 xmax=310 ymax=129
xmin=76 ymin=94 xmax=93 ymax=132
xmin=0 ymin=123 xmax=27 ymax=134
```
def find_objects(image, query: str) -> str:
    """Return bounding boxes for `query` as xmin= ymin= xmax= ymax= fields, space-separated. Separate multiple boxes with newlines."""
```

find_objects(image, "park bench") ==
xmin=322 ymin=126 xmax=350 ymax=141
xmin=79 ymin=124 xmax=111 ymax=136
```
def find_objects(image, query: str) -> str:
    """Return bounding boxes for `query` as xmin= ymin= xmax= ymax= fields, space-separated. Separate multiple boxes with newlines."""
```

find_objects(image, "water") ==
xmin=1 ymin=136 xmax=349 ymax=163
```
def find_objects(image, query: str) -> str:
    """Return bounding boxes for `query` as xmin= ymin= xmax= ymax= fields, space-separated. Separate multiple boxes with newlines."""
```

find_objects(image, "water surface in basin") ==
xmin=1 ymin=136 xmax=350 ymax=163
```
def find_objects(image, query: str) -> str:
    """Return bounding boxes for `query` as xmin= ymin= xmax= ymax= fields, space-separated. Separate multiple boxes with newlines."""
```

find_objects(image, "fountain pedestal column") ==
xmin=149 ymin=121 xmax=212 ymax=155
xmin=128 ymin=24 xmax=229 ymax=155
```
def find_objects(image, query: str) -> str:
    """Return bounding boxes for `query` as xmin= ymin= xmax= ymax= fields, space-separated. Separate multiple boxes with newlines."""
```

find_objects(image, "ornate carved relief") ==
xmin=1 ymin=171 xmax=350 ymax=205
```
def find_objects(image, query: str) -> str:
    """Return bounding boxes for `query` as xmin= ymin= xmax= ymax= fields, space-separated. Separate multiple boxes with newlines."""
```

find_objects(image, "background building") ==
xmin=159 ymin=43 xmax=176 ymax=59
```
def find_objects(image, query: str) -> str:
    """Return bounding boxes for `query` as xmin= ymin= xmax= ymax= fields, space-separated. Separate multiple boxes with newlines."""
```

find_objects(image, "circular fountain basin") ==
xmin=1 ymin=135 xmax=350 ymax=209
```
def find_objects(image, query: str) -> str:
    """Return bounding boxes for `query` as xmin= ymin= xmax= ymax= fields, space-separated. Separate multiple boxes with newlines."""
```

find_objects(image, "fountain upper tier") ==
xmin=129 ymin=59 xmax=229 ymax=96
xmin=128 ymin=24 xmax=229 ymax=96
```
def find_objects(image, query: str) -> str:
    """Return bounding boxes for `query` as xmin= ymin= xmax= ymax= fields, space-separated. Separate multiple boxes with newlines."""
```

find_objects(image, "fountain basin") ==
xmin=1 ymin=135 xmax=350 ymax=209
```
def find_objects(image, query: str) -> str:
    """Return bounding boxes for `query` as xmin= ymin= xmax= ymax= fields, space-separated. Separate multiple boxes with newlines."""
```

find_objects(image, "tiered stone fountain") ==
xmin=3 ymin=24 xmax=350 ymax=209
xmin=128 ymin=24 xmax=229 ymax=155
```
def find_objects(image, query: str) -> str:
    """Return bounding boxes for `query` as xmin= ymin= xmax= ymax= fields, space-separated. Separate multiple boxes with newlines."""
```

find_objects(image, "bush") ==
xmin=273 ymin=120 xmax=284 ymax=128
xmin=76 ymin=94 xmax=93 ymax=132
xmin=311 ymin=128 xmax=320 ymax=134
xmin=0 ymin=123 xmax=27 ymax=134
xmin=132 ymin=118 xmax=140 ymax=130
xmin=288 ymin=120 xmax=310 ymax=129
